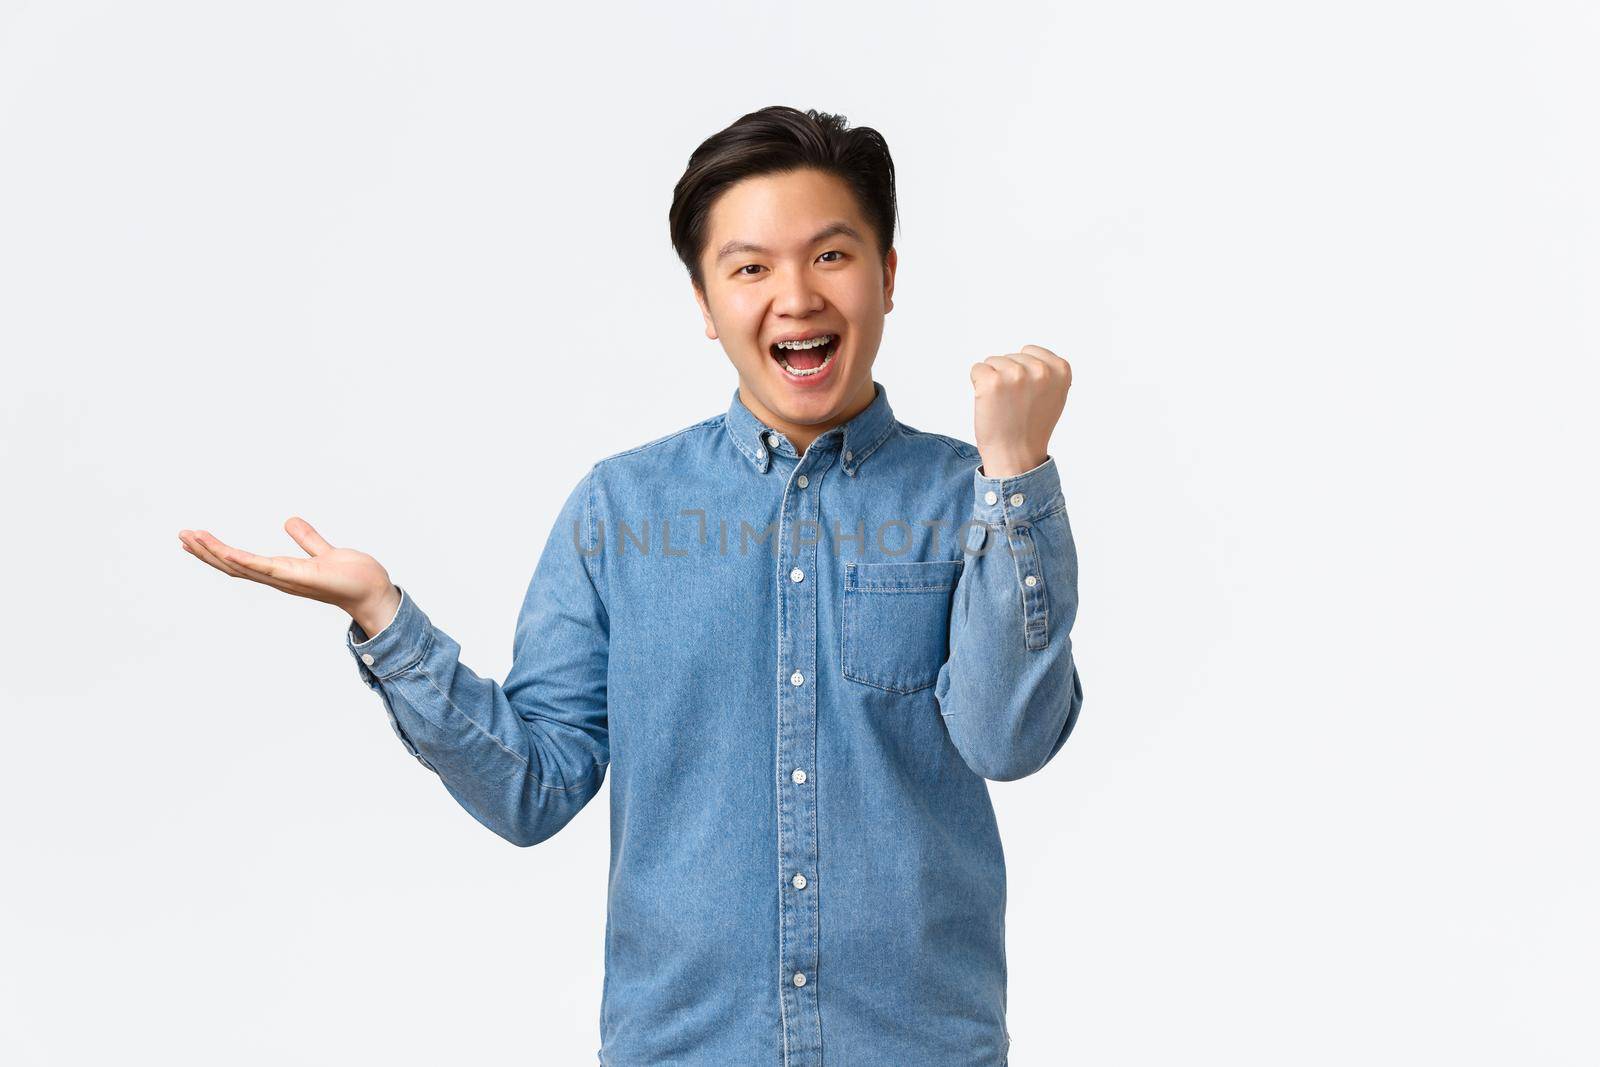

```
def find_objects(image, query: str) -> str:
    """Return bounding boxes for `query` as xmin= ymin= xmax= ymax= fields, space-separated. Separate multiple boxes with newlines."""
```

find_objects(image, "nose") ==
xmin=773 ymin=266 xmax=825 ymax=317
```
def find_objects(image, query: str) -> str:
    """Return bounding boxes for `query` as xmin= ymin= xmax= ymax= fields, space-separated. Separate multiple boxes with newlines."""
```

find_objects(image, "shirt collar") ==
xmin=724 ymin=379 xmax=899 ymax=478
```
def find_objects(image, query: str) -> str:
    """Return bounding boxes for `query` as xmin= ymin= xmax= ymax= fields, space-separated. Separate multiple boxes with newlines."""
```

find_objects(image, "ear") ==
xmin=693 ymin=282 xmax=718 ymax=340
xmin=882 ymin=247 xmax=897 ymax=314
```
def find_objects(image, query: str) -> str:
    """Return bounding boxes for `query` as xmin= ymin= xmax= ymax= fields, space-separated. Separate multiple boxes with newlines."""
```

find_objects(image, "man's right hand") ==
xmin=177 ymin=517 xmax=401 ymax=637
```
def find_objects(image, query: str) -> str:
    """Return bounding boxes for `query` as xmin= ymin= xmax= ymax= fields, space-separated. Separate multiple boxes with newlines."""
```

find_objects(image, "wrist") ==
xmin=979 ymin=451 xmax=1049 ymax=480
xmin=349 ymin=584 xmax=401 ymax=639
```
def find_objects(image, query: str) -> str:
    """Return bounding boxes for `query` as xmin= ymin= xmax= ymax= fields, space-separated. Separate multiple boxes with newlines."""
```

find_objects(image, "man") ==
xmin=178 ymin=105 xmax=1083 ymax=1066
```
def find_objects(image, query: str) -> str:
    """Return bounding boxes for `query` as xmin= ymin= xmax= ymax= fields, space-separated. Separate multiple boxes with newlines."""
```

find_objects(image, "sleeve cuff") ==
xmin=972 ymin=455 xmax=1065 ymax=526
xmin=346 ymin=586 xmax=431 ymax=682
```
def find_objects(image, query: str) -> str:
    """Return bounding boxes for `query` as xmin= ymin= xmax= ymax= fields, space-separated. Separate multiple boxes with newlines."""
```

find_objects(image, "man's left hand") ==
xmin=969 ymin=344 xmax=1072 ymax=479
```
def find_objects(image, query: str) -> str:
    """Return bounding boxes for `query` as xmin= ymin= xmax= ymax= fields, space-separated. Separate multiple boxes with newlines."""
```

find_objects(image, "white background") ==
xmin=3 ymin=1 xmax=1596 ymax=1063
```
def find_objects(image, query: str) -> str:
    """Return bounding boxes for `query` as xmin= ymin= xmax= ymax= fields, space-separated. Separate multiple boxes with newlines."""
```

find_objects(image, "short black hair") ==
xmin=668 ymin=106 xmax=899 ymax=292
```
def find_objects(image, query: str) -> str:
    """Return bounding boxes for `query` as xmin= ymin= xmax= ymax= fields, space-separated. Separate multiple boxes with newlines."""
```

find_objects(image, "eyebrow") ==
xmin=715 ymin=221 xmax=864 ymax=262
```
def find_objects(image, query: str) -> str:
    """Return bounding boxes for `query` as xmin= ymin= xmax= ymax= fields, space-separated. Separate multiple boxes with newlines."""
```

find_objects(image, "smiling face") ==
xmin=693 ymin=167 xmax=896 ymax=453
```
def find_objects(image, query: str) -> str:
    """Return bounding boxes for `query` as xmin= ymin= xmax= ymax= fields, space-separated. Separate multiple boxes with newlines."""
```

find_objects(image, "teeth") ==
xmin=775 ymin=335 xmax=836 ymax=350
xmin=778 ymin=350 xmax=835 ymax=377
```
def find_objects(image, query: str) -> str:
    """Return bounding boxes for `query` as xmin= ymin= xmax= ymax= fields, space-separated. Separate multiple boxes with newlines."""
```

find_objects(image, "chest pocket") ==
xmin=841 ymin=559 xmax=964 ymax=694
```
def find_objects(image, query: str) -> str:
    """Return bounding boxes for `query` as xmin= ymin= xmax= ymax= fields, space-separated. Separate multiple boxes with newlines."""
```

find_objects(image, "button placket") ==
xmin=1006 ymin=516 xmax=1050 ymax=651
xmin=775 ymin=449 xmax=828 ymax=1061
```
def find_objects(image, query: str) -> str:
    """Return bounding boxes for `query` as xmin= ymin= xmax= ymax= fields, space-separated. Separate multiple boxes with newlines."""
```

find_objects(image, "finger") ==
xmin=284 ymin=516 xmax=335 ymax=557
xmin=1020 ymin=345 xmax=1071 ymax=379
xmin=1007 ymin=352 xmax=1051 ymax=379
xmin=182 ymin=531 xmax=254 ymax=581
xmin=193 ymin=532 xmax=309 ymax=594
xmin=215 ymin=544 xmax=314 ymax=589
xmin=181 ymin=538 xmax=250 ymax=582
xmin=179 ymin=537 xmax=209 ymax=565
xmin=969 ymin=361 xmax=1000 ymax=389
xmin=983 ymin=354 xmax=1028 ymax=381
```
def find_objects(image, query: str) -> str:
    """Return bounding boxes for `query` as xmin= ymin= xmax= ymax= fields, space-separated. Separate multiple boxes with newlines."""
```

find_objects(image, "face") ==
xmin=693 ymin=167 xmax=896 ymax=450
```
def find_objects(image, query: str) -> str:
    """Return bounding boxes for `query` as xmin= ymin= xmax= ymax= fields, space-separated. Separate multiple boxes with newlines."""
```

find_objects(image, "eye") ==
xmin=737 ymin=251 xmax=843 ymax=277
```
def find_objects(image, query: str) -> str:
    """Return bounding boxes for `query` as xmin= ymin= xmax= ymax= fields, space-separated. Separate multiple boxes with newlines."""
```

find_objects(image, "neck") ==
xmin=739 ymin=377 xmax=877 ymax=455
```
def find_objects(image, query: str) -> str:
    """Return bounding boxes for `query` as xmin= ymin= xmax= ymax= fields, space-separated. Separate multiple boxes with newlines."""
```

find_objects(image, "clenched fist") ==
xmin=970 ymin=344 xmax=1072 ymax=478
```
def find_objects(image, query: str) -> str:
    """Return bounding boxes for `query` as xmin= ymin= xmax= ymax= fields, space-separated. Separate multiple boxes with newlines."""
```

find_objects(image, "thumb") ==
xmin=284 ymin=516 xmax=335 ymax=557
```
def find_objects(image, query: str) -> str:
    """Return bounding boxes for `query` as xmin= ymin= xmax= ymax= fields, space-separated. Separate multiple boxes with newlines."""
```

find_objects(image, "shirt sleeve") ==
xmin=345 ymin=466 xmax=610 ymax=845
xmin=933 ymin=455 xmax=1085 ymax=781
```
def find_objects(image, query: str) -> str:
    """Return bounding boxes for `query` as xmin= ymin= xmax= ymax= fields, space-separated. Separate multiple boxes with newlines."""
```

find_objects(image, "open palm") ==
xmin=177 ymin=517 xmax=393 ymax=615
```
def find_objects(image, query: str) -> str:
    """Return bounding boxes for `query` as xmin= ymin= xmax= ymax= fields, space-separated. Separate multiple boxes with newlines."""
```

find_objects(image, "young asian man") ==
xmin=179 ymin=104 xmax=1084 ymax=1067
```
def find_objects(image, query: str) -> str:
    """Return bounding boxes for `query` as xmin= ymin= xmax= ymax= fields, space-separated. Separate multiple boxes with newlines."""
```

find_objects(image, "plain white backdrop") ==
xmin=2 ymin=1 xmax=1596 ymax=1063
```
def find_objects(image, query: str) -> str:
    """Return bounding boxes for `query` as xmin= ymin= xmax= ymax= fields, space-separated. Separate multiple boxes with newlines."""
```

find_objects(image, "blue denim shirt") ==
xmin=345 ymin=380 xmax=1084 ymax=1065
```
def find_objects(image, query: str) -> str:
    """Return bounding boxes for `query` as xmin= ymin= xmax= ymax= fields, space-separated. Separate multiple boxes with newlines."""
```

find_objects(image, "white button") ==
xmin=361 ymin=653 xmax=375 ymax=666
xmin=796 ymin=474 xmax=808 ymax=488
xmin=790 ymin=567 xmax=804 ymax=582
xmin=793 ymin=972 xmax=807 ymax=987
xmin=790 ymin=670 xmax=804 ymax=686
xmin=844 ymin=450 xmax=853 ymax=461
xmin=792 ymin=873 xmax=807 ymax=889
xmin=1010 ymin=492 xmax=1025 ymax=506
xmin=767 ymin=432 xmax=782 ymax=448
xmin=984 ymin=490 xmax=998 ymax=505
xmin=792 ymin=768 xmax=807 ymax=784
xmin=1024 ymin=574 xmax=1038 ymax=587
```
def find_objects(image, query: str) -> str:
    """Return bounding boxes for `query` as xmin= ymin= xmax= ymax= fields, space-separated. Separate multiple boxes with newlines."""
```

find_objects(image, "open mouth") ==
xmin=769 ymin=334 xmax=839 ymax=378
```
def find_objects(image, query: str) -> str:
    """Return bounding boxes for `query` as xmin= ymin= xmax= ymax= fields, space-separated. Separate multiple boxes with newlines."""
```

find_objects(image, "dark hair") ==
xmin=669 ymin=106 xmax=899 ymax=292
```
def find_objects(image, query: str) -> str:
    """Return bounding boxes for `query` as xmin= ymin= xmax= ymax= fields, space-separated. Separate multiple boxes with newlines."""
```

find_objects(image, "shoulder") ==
xmin=595 ymin=411 xmax=724 ymax=466
xmin=881 ymin=422 xmax=983 ymax=502
xmin=893 ymin=421 xmax=982 ymax=464
xmin=581 ymin=410 xmax=727 ymax=492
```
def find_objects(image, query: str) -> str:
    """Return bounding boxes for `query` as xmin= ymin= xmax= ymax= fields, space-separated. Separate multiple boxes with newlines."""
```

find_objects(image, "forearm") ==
xmin=935 ymin=457 xmax=1085 ymax=781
